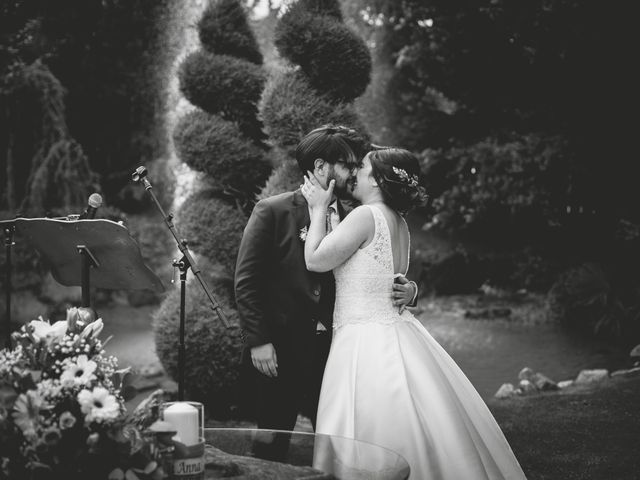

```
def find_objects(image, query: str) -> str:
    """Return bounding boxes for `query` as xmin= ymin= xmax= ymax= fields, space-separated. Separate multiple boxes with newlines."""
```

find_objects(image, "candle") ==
xmin=163 ymin=402 xmax=200 ymax=446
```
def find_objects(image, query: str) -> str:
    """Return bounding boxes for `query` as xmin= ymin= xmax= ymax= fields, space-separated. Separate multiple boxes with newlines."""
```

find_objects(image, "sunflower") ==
xmin=77 ymin=387 xmax=120 ymax=423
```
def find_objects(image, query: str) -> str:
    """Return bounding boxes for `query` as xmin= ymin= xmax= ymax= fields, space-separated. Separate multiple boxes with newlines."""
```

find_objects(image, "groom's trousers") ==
xmin=244 ymin=328 xmax=331 ymax=461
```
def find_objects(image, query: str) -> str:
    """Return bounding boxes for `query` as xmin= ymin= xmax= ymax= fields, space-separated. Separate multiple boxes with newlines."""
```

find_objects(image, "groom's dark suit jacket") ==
xmin=235 ymin=190 xmax=342 ymax=369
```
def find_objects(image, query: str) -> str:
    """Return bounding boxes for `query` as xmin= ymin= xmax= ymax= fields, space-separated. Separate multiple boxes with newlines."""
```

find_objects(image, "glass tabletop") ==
xmin=203 ymin=428 xmax=410 ymax=479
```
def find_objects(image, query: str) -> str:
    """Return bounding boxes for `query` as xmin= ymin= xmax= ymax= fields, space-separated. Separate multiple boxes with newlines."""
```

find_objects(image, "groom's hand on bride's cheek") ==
xmin=251 ymin=343 xmax=278 ymax=377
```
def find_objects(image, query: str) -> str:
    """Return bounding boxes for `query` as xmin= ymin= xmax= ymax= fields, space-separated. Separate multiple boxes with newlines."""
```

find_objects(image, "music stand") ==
xmin=13 ymin=218 xmax=164 ymax=308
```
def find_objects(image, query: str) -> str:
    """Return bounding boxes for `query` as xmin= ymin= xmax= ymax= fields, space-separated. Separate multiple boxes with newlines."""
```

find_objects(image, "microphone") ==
xmin=79 ymin=193 xmax=103 ymax=220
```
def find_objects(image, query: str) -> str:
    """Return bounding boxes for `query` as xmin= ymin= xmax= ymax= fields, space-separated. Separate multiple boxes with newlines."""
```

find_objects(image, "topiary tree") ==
xmin=198 ymin=0 xmax=264 ymax=65
xmin=176 ymin=188 xmax=247 ymax=273
xmin=258 ymin=0 xmax=373 ymax=198
xmin=156 ymin=0 xmax=270 ymax=419
xmin=172 ymin=0 xmax=271 ymax=208
xmin=275 ymin=6 xmax=370 ymax=102
xmin=173 ymin=110 xmax=268 ymax=196
xmin=171 ymin=0 xmax=270 ymax=265
xmin=260 ymin=70 xmax=367 ymax=155
xmin=179 ymin=51 xmax=266 ymax=141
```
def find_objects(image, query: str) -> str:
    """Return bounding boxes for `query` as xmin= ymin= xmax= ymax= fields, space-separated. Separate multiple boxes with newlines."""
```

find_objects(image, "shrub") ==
xmin=547 ymin=263 xmax=612 ymax=334
xmin=420 ymin=249 xmax=487 ymax=295
xmin=175 ymin=188 xmax=247 ymax=275
xmin=421 ymin=133 xmax=572 ymax=244
xmin=179 ymin=51 xmax=265 ymax=138
xmin=275 ymin=9 xmax=371 ymax=101
xmin=547 ymin=262 xmax=640 ymax=343
xmin=173 ymin=110 xmax=271 ymax=200
xmin=198 ymin=0 xmax=263 ymax=64
xmin=417 ymin=244 xmax=561 ymax=295
xmin=153 ymin=268 xmax=246 ymax=419
xmin=260 ymin=71 xmax=367 ymax=154
xmin=502 ymin=248 xmax=560 ymax=292
xmin=1 ymin=62 xmax=100 ymax=213
xmin=258 ymin=158 xmax=302 ymax=201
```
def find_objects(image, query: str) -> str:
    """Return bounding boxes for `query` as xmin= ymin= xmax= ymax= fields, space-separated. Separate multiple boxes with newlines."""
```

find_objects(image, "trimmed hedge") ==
xmin=257 ymin=158 xmax=301 ymax=201
xmin=173 ymin=110 xmax=271 ymax=199
xmin=275 ymin=8 xmax=371 ymax=101
xmin=260 ymin=71 xmax=367 ymax=154
xmin=175 ymin=188 xmax=248 ymax=274
xmin=198 ymin=0 xmax=263 ymax=65
xmin=153 ymin=268 xmax=246 ymax=419
xmin=179 ymin=51 xmax=265 ymax=138
xmin=285 ymin=0 xmax=343 ymax=21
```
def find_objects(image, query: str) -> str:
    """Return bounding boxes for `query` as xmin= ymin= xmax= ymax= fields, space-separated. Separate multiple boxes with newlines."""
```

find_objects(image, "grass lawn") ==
xmin=489 ymin=375 xmax=640 ymax=480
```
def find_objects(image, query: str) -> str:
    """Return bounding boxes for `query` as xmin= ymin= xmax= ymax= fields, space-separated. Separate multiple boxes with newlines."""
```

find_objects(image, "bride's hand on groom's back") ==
xmin=251 ymin=343 xmax=278 ymax=377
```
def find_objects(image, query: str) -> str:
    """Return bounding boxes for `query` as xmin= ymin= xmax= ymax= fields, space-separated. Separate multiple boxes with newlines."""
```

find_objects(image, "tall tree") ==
xmin=360 ymin=0 xmax=634 ymax=223
xmin=258 ymin=0 xmax=373 ymax=198
xmin=0 ymin=0 xmax=177 ymax=208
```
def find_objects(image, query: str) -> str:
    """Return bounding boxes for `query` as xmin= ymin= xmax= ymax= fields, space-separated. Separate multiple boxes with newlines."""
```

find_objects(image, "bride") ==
xmin=301 ymin=148 xmax=527 ymax=479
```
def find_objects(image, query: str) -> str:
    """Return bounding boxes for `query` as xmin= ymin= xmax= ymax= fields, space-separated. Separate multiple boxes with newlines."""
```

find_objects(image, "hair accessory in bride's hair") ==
xmin=392 ymin=166 xmax=419 ymax=187
xmin=311 ymin=125 xmax=357 ymax=136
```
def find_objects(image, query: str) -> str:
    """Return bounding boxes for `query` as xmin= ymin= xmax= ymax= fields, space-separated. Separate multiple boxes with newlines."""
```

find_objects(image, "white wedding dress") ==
xmin=314 ymin=205 xmax=527 ymax=479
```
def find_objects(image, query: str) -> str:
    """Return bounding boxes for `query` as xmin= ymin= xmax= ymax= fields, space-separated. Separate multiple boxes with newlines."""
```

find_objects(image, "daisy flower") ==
xmin=12 ymin=391 xmax=45 ymax=439
xmin=60 ymin=355 xmax=97 ymax=388
xmin=77 ymin=387 xmax=120 ymax=423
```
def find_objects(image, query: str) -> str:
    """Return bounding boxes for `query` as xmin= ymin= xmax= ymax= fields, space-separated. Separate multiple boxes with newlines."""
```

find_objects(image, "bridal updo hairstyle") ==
xmin=368 ymin=148 xmax=427 ymax=215
xmin=295 ymin=124 xmax=370 ymax=173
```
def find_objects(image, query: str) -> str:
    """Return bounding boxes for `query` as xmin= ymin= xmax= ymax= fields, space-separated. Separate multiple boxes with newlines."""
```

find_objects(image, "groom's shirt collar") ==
xmin=307 ymin=198 xmax=340 ymax=218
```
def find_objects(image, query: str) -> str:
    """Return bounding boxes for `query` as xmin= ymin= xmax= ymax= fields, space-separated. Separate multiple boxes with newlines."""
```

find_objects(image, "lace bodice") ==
xmin=333 ymin=204 xmax=411 ymax=329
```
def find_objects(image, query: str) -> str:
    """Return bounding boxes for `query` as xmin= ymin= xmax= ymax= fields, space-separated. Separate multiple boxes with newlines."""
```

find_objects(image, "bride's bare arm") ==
xmin=301 ymin=175 xmax=372 ymax=272
xmin=305 ymin=206 xmax=372 ymax=272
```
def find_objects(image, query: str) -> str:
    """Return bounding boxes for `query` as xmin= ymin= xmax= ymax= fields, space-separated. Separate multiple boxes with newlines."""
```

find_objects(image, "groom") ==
xmin=234 ymin=125 xmax=417 ymax=452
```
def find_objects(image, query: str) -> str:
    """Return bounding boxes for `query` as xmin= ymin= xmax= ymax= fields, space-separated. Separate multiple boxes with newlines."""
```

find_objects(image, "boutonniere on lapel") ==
xmin=299 ymin=225 xmax=308 ymax=242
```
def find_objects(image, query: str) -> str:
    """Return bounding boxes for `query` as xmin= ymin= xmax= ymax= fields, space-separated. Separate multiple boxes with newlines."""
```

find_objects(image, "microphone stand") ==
xmin=2 ymin=219 xmax=15 ymax=350
xmin=131 ymin=166 xmax=229 ymax=401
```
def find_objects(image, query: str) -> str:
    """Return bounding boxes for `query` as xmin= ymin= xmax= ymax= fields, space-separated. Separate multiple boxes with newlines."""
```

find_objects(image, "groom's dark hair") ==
xmin=295 ymin=125 xmax=370 ymax=173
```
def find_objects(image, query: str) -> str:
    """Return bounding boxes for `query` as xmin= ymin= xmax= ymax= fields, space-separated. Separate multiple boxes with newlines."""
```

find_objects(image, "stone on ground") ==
xmin=575 ymin=369 xmax=609 ymax=385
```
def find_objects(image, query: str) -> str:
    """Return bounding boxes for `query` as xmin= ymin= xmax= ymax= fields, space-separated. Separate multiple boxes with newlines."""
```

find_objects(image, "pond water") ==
xmin=415 ymin=301 xmax=631 ymax=400
xmin=100 ymin=296 xmax=632 ymax=405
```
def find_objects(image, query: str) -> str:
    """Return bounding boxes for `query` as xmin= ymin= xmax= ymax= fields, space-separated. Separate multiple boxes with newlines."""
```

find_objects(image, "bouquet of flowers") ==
xmin=0 ymin=308 xmax=164 ymax=480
